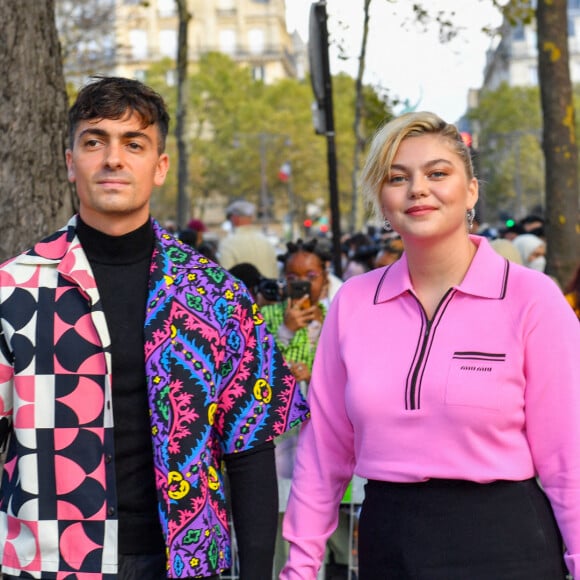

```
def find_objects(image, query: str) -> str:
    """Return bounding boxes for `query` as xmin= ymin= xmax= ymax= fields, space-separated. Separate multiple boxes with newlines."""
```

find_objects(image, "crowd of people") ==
xmin=0 ymin=76 xmax=578 ymax=580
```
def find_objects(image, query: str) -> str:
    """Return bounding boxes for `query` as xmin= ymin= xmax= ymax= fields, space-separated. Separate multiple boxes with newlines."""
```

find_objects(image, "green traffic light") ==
xmin=505 ymin=219 xmax=515 ymax=227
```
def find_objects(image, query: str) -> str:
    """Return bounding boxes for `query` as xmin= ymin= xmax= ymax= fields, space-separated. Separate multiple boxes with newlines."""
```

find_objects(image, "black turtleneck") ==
xmin=75 ymin=217 xmax=165 ymax=555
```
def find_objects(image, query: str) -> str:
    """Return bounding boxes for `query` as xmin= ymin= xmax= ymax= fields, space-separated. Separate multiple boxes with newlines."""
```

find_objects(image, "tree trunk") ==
xmin=536 ymin=0 xmax=580 ymax=286
xmin=0 ymin=0 xmax=74 ymax=263
xmin=349 ymin=0 xmax=372 ymax=233
xmin=175 ymin=0 xmax=191 ymax=231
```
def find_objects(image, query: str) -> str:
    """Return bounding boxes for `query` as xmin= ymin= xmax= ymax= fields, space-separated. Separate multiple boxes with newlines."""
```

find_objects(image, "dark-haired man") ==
xmin=0 ymin=76 xmax=308 ymax=579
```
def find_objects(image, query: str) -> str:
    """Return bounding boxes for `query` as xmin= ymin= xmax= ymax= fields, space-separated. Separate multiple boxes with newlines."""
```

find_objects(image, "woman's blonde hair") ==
xmin=360 ymin=111 xmax=474 ymax=219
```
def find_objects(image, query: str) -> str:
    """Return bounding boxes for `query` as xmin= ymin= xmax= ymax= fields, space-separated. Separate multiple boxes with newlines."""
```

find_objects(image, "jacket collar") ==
xmin=18 ymin=215 xmax=100 ymax=304
xmin=25 ymin=216 xmax=183 ymax=305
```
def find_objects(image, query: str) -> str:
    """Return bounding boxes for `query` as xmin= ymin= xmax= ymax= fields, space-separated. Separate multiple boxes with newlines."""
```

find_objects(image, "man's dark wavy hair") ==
xmin=68 ymin=75 xmax=170 ymax=153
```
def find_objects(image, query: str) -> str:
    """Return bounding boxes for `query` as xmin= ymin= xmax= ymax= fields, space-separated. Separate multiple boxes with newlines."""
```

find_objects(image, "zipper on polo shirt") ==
xmin=406 ymin=288 xmax=455 ymax=410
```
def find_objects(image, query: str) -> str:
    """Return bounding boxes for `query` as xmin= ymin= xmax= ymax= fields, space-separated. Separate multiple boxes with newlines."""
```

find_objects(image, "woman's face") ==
xmin=379 ymin=134 xmax=478 ymax=244
xmin=285 ymin=251 xmax=327 ymax=305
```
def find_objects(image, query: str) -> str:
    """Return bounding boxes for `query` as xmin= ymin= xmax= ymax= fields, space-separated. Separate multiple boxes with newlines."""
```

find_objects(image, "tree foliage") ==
xmin=468 ymin=83 xmax=544 ymax=218
xmin=146 ymin=53 xmax=392 ymax=228
xmin=55 ymin=0 xmax=116 ymax=80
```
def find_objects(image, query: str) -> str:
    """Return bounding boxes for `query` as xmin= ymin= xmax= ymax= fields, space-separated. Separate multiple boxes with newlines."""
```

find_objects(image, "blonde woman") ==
xmin=280 ymin=112 xmax=580 ymax=579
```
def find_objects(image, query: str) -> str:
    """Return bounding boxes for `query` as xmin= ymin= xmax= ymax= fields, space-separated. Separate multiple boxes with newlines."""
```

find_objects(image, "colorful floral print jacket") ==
xmin=0 ymin=216 xmax=309 ymax=579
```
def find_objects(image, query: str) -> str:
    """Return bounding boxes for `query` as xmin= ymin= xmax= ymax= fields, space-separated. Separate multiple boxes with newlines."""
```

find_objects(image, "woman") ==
xmin=512 ymin=232 xmax=547 ymax=272
xmin=281 ymin=112 xmax=580 ymax=579
xmin=262 ymin=239 xmax=351 ymax=578
xmin=262 ymin=239 xmax=331 ymax=384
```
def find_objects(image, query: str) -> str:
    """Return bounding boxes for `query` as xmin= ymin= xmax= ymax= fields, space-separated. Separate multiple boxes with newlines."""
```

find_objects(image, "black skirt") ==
xmin=358 ymin=477 xmax=568 ymax=580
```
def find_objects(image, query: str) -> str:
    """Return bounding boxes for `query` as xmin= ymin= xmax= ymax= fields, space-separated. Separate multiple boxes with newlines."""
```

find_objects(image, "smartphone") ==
xmin=288 ymin=280 xmax=311 ymax=308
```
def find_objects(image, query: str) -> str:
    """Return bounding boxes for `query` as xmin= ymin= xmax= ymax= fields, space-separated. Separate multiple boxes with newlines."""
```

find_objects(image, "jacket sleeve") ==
xmin=522 ymin=276 xmax=580 ymax=579
xmin=280 ymin=293 xmax=355 ymax=579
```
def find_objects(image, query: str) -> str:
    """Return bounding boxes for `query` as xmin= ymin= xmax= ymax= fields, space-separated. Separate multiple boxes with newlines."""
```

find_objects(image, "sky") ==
xmin=285 ymin=0 xmax=504 ymax=123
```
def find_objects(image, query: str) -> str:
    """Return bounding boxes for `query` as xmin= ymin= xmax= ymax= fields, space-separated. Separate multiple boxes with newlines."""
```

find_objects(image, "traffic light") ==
xmin=460 ymin=132 xmax=473 ymax=147
xmin=505 ymin=218 xmax=515 ymax=228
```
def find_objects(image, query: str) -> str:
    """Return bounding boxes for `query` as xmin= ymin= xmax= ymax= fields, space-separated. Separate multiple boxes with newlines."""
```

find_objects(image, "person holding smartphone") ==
xmin=261 ymin=239 xmax=350 ymax=578
xmin=262 ymin=238 xmax=330 ymax=390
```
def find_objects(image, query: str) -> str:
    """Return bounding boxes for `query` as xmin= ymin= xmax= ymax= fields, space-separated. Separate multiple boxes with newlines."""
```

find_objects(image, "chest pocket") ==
xmin=445 ymin=351 xmax=507 ymax=411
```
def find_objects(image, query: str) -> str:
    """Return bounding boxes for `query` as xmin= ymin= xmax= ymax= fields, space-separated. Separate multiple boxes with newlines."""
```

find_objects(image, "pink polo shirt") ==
xmin=281 ymin=235 xmax=580 ymax=579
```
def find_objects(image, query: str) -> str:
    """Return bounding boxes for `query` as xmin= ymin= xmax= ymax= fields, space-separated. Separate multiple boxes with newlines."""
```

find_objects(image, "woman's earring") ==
xmin=467 ymin=208 xmax=475 ymax=231
xmin=383 ymin=218 xmax=393 ymax=232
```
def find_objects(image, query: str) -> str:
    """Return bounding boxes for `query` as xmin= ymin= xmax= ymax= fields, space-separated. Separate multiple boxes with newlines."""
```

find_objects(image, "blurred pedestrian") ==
xmin=228 ymin=262 xmax=282 ymax=307
xmin=373 ymin=237 xmax=404 ymax=268
xmin=519 ymin=214 xmax=545 ymax=239
xmin=261 ymin=239 xmax=350 ymax=579
xmin=513 ymin=233 xmax=546 ymax=272
xmin=185 ymin=217 xmax=208 ymax=247
xmin=489 ymin=238 xmax=523 ymax=265
xmin=218 ymin=199 xmax=279 ymax=278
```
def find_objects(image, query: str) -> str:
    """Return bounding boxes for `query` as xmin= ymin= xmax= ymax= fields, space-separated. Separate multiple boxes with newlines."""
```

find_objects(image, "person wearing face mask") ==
xmin=513 ymin=233 xmax=547 ymax=272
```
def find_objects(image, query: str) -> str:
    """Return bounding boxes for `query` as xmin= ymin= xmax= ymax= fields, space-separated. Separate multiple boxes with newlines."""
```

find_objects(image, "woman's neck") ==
xmin=404 ymin=235 xmax=477 ymax=318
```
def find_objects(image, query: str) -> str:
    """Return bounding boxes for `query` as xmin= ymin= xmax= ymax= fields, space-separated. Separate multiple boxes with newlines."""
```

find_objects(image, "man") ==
xmin=218 ymin=200 xmax=279 ymax=279
xmin=0 ymin=76 xmax=309 ymax=579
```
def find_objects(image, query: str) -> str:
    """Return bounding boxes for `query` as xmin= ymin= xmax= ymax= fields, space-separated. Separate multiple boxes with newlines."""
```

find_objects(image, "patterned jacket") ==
xmin=0 ymin=216 xmax=309 ymax=579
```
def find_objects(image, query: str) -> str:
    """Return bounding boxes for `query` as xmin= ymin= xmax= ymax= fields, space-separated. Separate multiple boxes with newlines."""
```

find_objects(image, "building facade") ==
xmin=112 ymin=0 xmax=305 ymax=84
xmin=481 ymin=0 xmax=580 ymax=92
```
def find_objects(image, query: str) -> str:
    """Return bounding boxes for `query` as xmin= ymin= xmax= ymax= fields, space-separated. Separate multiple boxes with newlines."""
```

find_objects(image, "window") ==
xmin=129 ymin=29 xmax=148 ymax=60
xmin=158 ymin=0 xmax=175 ymax=17
xmin=248 ymin=29 xmax=265 ymax=54
xmin=219 ymin=29 xmax=236 ymax=54
xmin=159 ymin=29 xmax=177 ymax=58
xmin=252 ymin=65 xmax=265 ymax=81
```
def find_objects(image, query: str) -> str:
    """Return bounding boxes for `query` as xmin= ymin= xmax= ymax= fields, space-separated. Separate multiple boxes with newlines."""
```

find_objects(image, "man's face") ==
xmin=66 ymin=111 xmax=169 ymax=235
